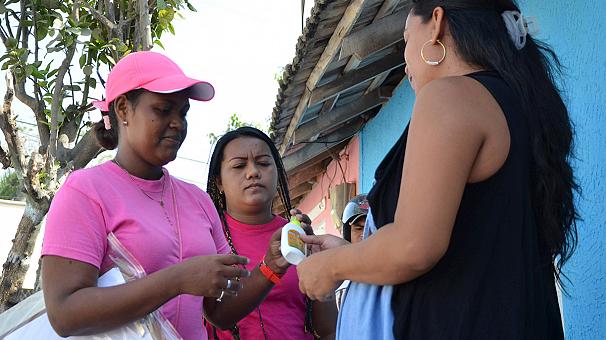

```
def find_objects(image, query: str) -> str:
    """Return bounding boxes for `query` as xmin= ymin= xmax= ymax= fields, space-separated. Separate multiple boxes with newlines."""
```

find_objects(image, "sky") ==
xmin=0 ymin=0 xmax=312 ymax=189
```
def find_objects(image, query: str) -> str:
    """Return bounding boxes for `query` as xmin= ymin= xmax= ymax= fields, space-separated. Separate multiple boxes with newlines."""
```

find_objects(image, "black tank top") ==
xmin=367 ymin=71 xmax=564 ymax=339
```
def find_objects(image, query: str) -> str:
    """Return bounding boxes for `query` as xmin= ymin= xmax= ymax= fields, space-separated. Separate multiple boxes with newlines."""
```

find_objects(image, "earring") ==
xmin=122 ymin=121 xmax=128 ymax=126
xmin=420 ymin=39 xmax=446 ymax=66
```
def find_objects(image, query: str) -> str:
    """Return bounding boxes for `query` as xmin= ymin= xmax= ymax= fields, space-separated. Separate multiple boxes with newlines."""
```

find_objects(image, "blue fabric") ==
xmin=336 ymin=209 xmax=394 ymax=340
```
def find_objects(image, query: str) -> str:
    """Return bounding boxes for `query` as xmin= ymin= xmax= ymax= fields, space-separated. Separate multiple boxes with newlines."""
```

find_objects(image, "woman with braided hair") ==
xmin=205 ymin=126 xmax=337 ymax=340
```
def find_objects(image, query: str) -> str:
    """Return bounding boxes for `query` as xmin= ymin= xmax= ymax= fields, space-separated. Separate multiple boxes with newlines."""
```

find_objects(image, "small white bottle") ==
xmin=280 ymin=216 xmax=308 ymax=265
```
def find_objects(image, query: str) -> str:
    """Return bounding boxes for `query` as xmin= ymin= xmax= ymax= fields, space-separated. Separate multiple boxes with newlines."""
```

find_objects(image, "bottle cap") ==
xmin=289 ymin=216 xmax=301 ymax=226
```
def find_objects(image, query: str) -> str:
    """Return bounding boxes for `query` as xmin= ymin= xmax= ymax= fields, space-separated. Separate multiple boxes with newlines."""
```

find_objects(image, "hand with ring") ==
xmin=216 ymin=278 xmax=243 ymax=302
xmin=174 ymin=254 xmax=250 ymax=299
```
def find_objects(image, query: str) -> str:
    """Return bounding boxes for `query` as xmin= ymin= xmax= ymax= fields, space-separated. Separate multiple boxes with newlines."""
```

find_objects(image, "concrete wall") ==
xmin=296 ymin=137 xmax=360 ymax=236
xmin=358 ymin=1 xmax=606 ymax=338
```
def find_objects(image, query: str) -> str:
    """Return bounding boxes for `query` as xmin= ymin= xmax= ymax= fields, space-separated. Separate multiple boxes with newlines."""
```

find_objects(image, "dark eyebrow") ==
xmin=227 ymin=154 xmax=272 ymax=162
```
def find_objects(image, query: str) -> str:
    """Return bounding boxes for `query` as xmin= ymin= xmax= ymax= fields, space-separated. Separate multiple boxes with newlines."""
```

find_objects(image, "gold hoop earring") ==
xmin=420 ymin=39 xmax=446 ymax=66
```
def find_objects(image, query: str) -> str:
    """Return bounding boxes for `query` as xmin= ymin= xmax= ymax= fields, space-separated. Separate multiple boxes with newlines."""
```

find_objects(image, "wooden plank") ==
xmin=287 ymin=163 xmax=325 ymax=188
xmin=374 ymin=0 xmax=401 ymax=20
xmin=339 ymin=10 xmax=406 ymax=61
xmin=365 ymin=71 xmax=391 ymax=94
xmin=308 ymin=52 xmax=404 ymax=106
xmin=295 ymin=88 xmax=391 ymax=143
xmin=343 ymin=55 xmax=362 ymax=73
xmin=273 ymin=182 xmax=314 ymax=213
xmin=283 ymin=121 xmax=362 ymax=173
xmin=279 ymin=0 xmax=370 ymax=155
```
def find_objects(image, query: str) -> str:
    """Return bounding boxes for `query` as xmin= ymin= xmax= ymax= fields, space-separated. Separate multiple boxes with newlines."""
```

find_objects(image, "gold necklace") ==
xmin=112 ymin=159 xmax=166 ymax=207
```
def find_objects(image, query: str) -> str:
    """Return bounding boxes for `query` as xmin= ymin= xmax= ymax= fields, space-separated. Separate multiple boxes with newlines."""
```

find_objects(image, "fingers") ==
xmin=219 ymin=254 xmax=250 ymax=266
xmin=299 ymin=234 xmax=322 ymax=245
xmin=270 ymin=228 xmax=282 ymax=242
xmin=222 ymin=264 xmax=251 ymax=279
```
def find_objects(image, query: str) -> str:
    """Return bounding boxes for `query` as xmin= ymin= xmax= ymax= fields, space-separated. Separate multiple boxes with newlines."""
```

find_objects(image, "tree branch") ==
xmin=48 ymin=43 xmax=76 ymax=158
xmin=136 ymin=0 xmax=152 ymax=51
xmin=57 ymin=128 xmax=100 ymax=177
xmin=13 ymin=77 xmax=49 ymax=148
xmin=0 ymin=144 xmax=10 ymax=169
xmin=0 ymin=72 xmax=27 ymax=176
xmin=4 ymin=12 xmax=14 ymax=39
xmin=82 ymin=1 xmax=119 ymax=35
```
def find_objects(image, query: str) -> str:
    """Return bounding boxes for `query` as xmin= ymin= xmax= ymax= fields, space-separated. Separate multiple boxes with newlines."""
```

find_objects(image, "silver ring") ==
xmin=226 ymin=279 xmax=234 ymax=290
xmin=216 ymin=289 xmax=225 ymax=302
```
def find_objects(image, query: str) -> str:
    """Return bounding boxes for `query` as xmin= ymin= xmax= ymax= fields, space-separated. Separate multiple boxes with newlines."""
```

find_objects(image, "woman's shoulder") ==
xmin=169 ymin=176 xmax=215 ymax=209
xmin=415 ymin=75 xmax=502 ymax=126
xmin=62 ymin=161 xmax=113 ymax=192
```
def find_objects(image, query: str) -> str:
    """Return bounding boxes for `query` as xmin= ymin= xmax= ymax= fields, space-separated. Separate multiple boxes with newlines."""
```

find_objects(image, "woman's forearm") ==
xmin=44 ymin=265 xmax=181 ymax=337
xmin=328 ymin=222 xmax=441 ymax=286
xmin=311 ymin=299 xmax=337 ymax=339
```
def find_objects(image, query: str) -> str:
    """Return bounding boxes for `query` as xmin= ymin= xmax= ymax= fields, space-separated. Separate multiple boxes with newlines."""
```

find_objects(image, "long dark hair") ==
xmin=407 ymin=0 xmax=578 ymax=282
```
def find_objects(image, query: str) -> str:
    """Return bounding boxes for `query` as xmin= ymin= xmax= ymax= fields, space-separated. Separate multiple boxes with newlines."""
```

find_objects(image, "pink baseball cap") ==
xmin=93 ymin=51 xmax=214 ymax=112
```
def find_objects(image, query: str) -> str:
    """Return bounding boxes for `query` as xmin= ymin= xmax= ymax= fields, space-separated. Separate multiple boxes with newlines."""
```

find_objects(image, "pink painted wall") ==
xmin=295 ymin=136 xmax=360 ymax=236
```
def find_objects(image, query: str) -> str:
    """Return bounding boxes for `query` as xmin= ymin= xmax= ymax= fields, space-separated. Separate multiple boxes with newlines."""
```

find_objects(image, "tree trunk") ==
xmin=0 ymin=197 xmax=49 ymax=312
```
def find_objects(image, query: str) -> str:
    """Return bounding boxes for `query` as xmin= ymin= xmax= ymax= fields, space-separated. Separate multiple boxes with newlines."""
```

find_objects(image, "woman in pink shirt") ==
xmin=41 ymin=52 xmax=294 ymax=339
xmin=205 ymin=127 xmax=337 ymax=339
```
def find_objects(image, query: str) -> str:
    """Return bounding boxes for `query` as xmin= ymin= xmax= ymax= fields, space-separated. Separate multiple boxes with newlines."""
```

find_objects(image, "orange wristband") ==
xmin=259 ymin=256 xmax=283 ymax=285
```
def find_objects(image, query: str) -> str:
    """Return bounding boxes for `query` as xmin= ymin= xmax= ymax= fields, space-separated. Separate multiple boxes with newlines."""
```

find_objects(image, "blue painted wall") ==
xmin=359 ymin=1 xmax=606 ymax=338
xmin=359 ymin=81 xmax=414 ymax=193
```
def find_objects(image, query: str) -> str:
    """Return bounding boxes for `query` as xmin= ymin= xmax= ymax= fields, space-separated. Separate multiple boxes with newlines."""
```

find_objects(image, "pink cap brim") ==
xmin=92 ymin=75 xmax=214 ymax=112
xmin=142 ymin=75 xmax=215 ymax=102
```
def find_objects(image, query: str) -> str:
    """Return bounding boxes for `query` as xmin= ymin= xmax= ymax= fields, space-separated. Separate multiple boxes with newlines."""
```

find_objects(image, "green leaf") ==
xmin=1 ymin=61 xmax=11 ymax=70
xmin=168 ymin=23 xmax=175 ymax=35
xmin=186 ymin=2 xmax=197 ymax=12
xmin=6 ymin=37 xmax=18 ymax=49
xmin=47 ymin=68 xmax=59 ymax=78
xmin=154 ymin=39 xmax=165 ymax=49
xmin=25 ymin=64 xmax=34 ymax=77
xmin=106 ymin=55 xmax=116 ymax=66
xmin=157 ymin=0 xmax=167 ymax=10
xmin=79 ymin=54 xmax=86 ymax=68
xmin=36 ymin=25 xmax=49 ymax=40
xmin=64 ymin=84 xmax=81 ymax=92
xmin=79 ymin=28 xmax=92 ymax=36
xmin=88 ymin=77 xmax=97 ymax=89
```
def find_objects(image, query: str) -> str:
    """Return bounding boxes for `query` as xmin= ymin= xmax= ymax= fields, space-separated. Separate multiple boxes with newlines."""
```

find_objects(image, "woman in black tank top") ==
xmin=296 ymin=1 xmax=578 ymax=339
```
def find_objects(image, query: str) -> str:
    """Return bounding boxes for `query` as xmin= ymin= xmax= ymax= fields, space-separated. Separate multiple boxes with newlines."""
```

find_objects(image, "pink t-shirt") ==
xmin=42 ymin=161 xmax=230 ymax=340
xmin=207 ymin=214 xmax=313 ymax=340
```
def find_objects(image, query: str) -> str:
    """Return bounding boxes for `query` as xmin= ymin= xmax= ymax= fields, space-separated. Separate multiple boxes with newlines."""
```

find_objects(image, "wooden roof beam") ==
xmin=283 ymin=121 xmax=362 ymax=173
xmin=308 ymin=51 xmax=404 ymax=107
xmin=273 ymin=182 xmax=314 ymax=213
xmin=295 ymin=87 xmax=392 ymax=143
xmin=339 ymin=10 xmax=406 ymax=62
xmin=279 ymin=0 xmax=370 ymax=155
xmin=287 ymin=163 xmax=325 ymax=188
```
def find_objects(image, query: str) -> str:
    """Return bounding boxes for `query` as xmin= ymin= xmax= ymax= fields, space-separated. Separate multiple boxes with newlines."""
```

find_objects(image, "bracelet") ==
xmin=259 ymin=256 xmax=284 ymax=285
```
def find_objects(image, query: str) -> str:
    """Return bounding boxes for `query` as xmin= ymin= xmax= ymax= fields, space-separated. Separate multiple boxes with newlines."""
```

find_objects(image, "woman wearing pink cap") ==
xmin=40 ymin=51 xmax=295 ymax=339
